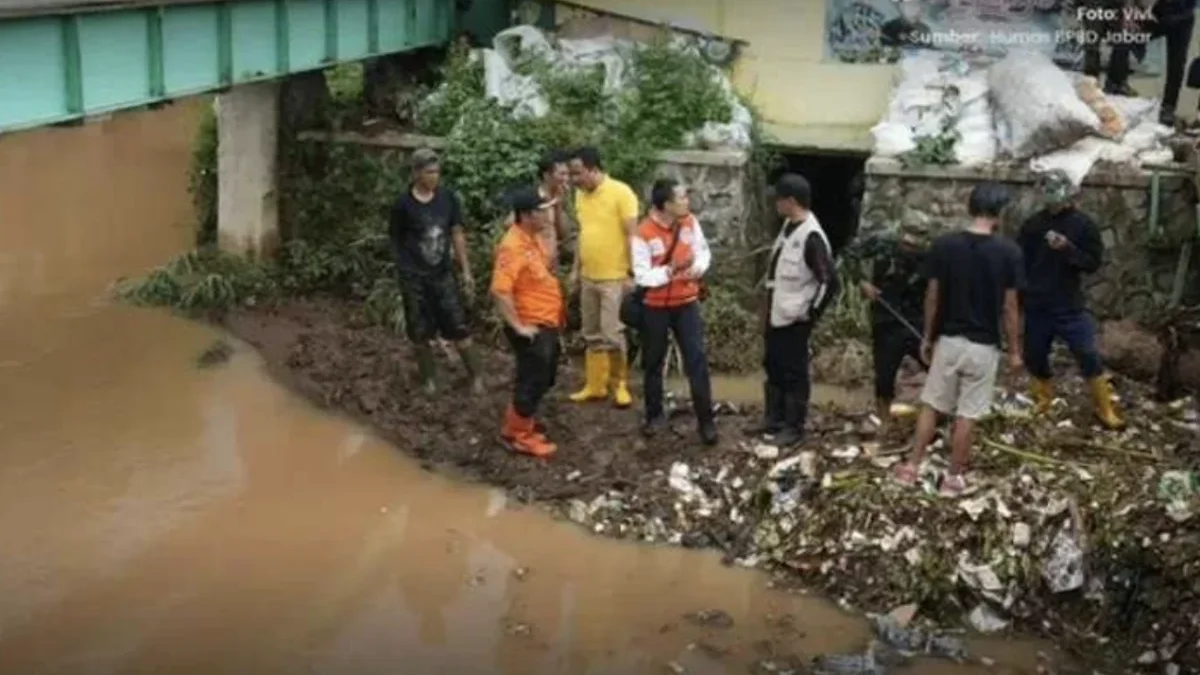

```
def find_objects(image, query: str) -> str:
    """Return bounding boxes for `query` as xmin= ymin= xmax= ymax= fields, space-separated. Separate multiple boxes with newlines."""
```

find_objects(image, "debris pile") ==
xmin=431 ymin=24 xmax=754 ymax=151
xmin=872 ymin=50 xmax=1173 ymax=182
xmin=553 ymin=375 xmax=1200 ymax=671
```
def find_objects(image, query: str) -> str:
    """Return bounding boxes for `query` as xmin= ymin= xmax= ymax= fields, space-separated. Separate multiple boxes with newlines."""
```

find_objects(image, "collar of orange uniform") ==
xmin=650 ymin=212 xmax=693 ymax=233
xmin=511 ymin=223 xmax=544 ymax=254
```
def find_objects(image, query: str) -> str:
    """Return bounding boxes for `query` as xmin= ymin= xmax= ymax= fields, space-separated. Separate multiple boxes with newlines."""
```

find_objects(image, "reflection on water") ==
xmin=0 ymin=102 xmax=1053 ymax=675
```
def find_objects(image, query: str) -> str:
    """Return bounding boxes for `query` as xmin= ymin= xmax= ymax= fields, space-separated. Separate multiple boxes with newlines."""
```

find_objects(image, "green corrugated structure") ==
xmin=0 ymin=0 xmax=473 ymax=134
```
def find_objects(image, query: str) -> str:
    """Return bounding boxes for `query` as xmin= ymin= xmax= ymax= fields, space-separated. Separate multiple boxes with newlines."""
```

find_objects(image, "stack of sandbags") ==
xmin=951 ymin=70 xmax=997 ymax=166
xmin=871 ymin=51 xmax=996 ymax=164
xmin=989 ymin=50 xmax=1102 ymax=159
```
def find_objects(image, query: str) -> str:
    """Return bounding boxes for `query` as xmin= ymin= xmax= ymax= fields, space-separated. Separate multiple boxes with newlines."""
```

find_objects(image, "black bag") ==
xmin=619 ymin=223 xmax=683 ymax=329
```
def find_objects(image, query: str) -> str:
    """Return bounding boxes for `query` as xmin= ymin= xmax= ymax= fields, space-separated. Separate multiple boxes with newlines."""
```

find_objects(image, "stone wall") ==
xmin=295 ymin=129 xmax=752 ymax=252
xmin=860 ymin=157 xmax=1200 ymax=319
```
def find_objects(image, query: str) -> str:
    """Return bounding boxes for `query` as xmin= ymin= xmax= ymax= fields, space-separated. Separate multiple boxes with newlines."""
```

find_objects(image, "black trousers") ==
xmin=871 ymin=321 xmax=923 ymax=400
xmin=1081 ymin=0 xmax=1131 ymax=88
xmin=1153 ymin=15 xmax=1195 ymax=114
xmin=764 ymin=320 xmax=812 ymax=403
xmin=505 ymin=327 xmax=560 ymax=418
xmin=641 ymin=302 xmax=714 ymax=424
xmin=399 ymin=272 xmax=469 ymax=343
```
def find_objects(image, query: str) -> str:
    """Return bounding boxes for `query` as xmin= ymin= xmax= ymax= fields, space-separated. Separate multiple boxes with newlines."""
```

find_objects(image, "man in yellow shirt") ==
xmin=566 ymin=146 xmax=640 ymax=408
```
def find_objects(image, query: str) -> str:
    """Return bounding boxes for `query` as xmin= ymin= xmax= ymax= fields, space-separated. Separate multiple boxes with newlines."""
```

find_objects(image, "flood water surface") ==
xmin=0 ymin=103 xmax=1054 ymax=675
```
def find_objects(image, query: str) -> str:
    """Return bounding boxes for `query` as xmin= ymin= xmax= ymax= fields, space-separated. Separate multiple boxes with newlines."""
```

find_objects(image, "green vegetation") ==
xmin=119 ymin=36 xmax=778 ymax=371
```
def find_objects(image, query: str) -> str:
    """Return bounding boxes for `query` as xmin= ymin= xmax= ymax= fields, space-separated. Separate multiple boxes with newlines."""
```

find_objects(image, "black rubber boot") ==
xmin=455 ymin=342 xmax=484 ymax=394
xmin=413 ymin=344 xmax=438 ymax=394
xmin=641 ymin=416 xmax=669 ymax=438
xmin=743 ymin=383 xmax=784 ymax=436
xmin=768 ymin=391 xmax=808 ymax=447
xmin=698 ymin=417 xmax=719 ymax=446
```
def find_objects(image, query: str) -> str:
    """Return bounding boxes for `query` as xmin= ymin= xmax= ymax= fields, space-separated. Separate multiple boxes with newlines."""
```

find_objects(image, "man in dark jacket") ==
xmin=1018 ymin=169 xmax=1123 ymax=429
xmin=855 ymin=213 xmax=930 ymax=429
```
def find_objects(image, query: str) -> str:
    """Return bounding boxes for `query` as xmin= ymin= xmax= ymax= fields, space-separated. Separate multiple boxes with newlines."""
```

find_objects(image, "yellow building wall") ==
xmin=565 ymin=0 xmax=1200 ymax=153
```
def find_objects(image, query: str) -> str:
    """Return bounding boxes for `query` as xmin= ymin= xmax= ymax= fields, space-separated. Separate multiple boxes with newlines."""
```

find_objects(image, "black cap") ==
xmin=510 ymin=185 xmax=552 ymax=215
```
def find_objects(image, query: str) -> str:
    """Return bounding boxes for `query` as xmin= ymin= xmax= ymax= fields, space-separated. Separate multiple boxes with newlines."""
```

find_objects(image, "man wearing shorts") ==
xmin=566 ymin=146 xmax=640 ymax=409
xmin=894 ymin=183 xmax=1025 ymax=497
xmin=389 ymin=148 xmax=483 ymax=394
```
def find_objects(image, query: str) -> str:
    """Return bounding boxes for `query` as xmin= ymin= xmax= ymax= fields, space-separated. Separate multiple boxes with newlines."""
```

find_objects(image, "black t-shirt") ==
xmin=924 ymin=230 xmax=1024 ymax=347
xmin=389 ymin=186 xmax=464 ymax=278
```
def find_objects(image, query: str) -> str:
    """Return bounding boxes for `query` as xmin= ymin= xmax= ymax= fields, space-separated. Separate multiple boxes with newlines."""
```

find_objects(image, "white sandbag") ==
xmin=898 ymin=50 xmax=946 ymax=86
xmin=481 ymin=48 xmax=547 ymax=118
xmin=953 ymin=73 xmax=989 ymax=107
xmin=557 ymin=36 xmax=630 ymax=93
xmin=956 ymin=114 xmax=994 ymax=136
xmin=1123 ymin=120 xmax=1173 ymax=152
xmin=1096 ymin=138 xmax=1138 ymax=164
xmin=1029 ymin=137 xmax=1108 ymax=185
xmin=1139 ymin=147 xmax=1175 ymax=164
xmin=1108 ymin=95 xmax=1159 ymax=128
xmin=955 ymin=140 xmax=997 ymax=166
xmin=872 ymin=122 xmax=917 ymax=157
xmin=989 ymin=50 xmax=1102 ymax=158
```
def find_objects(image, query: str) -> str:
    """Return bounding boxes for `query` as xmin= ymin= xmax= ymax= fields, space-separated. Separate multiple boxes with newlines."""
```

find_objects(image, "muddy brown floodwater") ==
xmin=0 ymin=101 xmax=1056 ymax=675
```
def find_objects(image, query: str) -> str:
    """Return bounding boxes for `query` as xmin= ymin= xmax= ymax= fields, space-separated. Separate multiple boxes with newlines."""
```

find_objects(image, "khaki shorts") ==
xmin=920 ymin=335 xmax=1000 ymax=420
xmin=580 ymin=278 xmax=626 ymax=351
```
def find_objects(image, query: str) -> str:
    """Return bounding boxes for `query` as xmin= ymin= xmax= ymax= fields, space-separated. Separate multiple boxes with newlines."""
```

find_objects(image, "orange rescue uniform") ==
xmin=490 ymin=225 xmax=565 ymax=328
xmin=635 ymin=213 xmax=705 ymax=308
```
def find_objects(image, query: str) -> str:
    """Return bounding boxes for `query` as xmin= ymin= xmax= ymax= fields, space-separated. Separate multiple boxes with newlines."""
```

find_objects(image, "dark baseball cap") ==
xmin=510 ymin=185 xmax=553 ymax=215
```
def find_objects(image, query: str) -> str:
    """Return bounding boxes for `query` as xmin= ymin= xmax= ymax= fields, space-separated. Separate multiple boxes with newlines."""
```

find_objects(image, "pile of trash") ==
xmin=871 ymin=50 xmax=1175 ymax=183
xmin=432 ymin=25 xmax=753 ymax=151
xmin=552 ymin=374 xmax=1200 ymax=671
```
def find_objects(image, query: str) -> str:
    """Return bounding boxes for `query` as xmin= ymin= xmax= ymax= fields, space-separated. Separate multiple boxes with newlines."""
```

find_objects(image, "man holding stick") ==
xmin=856 ymin=213 xmax=931 ymax=431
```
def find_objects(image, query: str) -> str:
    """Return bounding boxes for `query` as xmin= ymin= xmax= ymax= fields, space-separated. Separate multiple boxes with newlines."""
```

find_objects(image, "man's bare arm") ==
xmin=922 ymin=278 xmax=940 ymax=341
xmin=1003 ymin=288 xmax=1021 ymax=357
xmin=554 ymin=201 xmax=569 ymax=245
xmin=452 ymin=226 xmax=471 ymax=277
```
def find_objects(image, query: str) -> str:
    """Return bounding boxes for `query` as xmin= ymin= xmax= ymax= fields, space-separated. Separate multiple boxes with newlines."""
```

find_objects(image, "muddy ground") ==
xmin=225 ymin=297 xmax=815 ymax=502
xmin=222 ymin=297 xmax=1199 ymax=673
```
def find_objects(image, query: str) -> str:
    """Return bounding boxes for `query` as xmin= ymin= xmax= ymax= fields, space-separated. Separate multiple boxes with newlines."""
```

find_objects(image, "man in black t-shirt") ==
xmin=389 ymin=149 xmax=482 ymax=394
xmin=894 ymin=183 xmax=1025 ymax=497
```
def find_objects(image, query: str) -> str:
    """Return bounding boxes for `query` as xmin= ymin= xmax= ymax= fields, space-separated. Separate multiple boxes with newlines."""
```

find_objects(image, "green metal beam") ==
xmin=366 ymin=0 xmax=378 ymax=54
xmin=216 ymin=1 xmax=232 ymax=86
xmin=0 ymin=0 xmax=465 ymax=134
xmin=61 ymin=15 xmax=83 ymax=114
xmin=146 ymin=7 xmax=164 ymax=97
xmin=322 ymin=0 xmax=337 ymax=63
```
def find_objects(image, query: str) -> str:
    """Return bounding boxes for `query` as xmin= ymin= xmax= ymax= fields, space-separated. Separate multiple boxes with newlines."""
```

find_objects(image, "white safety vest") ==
xmin=767 ymin=213 xmax=831 ymax=328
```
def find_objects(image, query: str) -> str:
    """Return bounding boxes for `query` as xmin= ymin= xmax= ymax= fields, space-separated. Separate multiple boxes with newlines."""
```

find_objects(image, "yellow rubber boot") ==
xmin=1088 ymin=376 xmax=1124 ymax=430
xmin=610 ymin=351 xmax=633 ymax=408
xmin=1031 ymin=378 xmax=1054 ymax=416
xmin=569 ymin=350 xmax=610 ymax=403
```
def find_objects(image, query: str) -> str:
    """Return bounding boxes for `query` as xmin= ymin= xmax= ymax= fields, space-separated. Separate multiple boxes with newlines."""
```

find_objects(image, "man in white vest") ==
xmin=745 ymin=173 xmax=840 ymax=447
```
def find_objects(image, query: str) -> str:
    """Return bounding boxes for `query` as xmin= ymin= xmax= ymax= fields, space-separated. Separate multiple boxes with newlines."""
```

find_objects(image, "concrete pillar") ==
xmin=216 ymin=81 xmax=280 ymax=258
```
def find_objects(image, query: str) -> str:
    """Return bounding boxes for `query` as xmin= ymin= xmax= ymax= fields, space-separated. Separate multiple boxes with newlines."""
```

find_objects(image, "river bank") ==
xmin=223 ymin=296 xmax=1199 ymax=673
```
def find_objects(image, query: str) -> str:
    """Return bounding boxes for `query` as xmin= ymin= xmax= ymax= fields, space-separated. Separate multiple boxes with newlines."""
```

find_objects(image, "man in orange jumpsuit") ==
xmin=492 ymin=186 xmax=565 ymax=457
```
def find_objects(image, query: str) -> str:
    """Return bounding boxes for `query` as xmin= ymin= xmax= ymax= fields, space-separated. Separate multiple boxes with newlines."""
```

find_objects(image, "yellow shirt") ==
xmin=575 ymin=176 xmax=639 ymax=281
